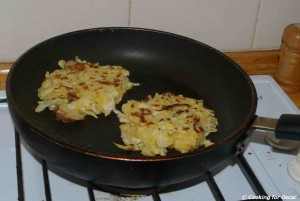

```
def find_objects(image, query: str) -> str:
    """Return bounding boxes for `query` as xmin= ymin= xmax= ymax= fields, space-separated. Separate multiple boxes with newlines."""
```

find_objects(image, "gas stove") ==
xmin=1 ymin=75 xmax=300 ymax=201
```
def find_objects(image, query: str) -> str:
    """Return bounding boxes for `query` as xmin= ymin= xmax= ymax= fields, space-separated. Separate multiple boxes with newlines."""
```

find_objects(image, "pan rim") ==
xmin=6 ymin=27 xmax=258 ymax=162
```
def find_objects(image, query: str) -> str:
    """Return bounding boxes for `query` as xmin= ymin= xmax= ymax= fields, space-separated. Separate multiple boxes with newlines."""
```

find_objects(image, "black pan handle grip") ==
xmin=275 ymin=114 xmax=300 ymax=141
xmin=252 ymin=115 xmax=300 ymax=141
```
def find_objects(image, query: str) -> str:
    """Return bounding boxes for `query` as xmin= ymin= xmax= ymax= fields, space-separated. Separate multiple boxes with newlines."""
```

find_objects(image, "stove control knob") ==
xmin=265 ymin=131 xmax=299 ymax=150
xmin=288 ymin=147 xmax=300 ymax=182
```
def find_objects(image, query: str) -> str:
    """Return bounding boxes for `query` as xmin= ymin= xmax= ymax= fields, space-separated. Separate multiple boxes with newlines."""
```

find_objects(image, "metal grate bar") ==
xmin=235 ymin=154 xmax=283 ymax=201
xmin=0 ymin=98 xmax=7 ymax=103
xmin=87 ymin=182 xmax=96 ymax=201
xmin=235 ymin=154 xmax=267 ymax=195
xmin=152 ymin=193 xmax=162 ymax=201
xmin=205 ymin=171 xmax=225 ymax=201
xmin=41 ymin=160 xmax=52 ymax=201
xmin=15 ymin=129 xmax=24 ymax=201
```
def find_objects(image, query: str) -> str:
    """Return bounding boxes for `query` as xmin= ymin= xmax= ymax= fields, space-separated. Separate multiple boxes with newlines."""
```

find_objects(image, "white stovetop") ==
xmin=1 ymin=75 xmax=300 ymax=201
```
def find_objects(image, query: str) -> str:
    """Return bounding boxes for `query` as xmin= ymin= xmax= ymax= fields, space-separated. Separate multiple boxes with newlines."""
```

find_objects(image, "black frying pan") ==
xmin=6 ymin=27 xmax=298 ymax=192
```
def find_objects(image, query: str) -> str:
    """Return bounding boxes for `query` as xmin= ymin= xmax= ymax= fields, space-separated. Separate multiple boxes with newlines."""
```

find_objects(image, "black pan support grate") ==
xmin=14 ymin=129 xmax=282 ymax=201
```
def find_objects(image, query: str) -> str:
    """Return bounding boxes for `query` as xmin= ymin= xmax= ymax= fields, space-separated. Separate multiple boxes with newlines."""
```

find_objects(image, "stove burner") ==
xmin=14 ymin=129 xmax=284 ymax=201
xmin=91 ymin=172 xmax=218 ymax=197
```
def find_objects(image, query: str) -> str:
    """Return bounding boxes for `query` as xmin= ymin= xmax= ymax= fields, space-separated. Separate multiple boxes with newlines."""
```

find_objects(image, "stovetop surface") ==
xmin=1 ymin=75 xmax=300 ymax=201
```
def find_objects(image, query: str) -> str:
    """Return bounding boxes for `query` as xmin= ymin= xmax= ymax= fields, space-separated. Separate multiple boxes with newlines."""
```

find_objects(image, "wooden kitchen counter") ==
xmin=1 ymin=50 xmax=300 ymax=108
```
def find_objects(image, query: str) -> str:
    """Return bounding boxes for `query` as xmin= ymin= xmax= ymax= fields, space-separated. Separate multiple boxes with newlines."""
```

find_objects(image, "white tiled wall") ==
xmin=1 ymin=0 xmax=300 ymax=61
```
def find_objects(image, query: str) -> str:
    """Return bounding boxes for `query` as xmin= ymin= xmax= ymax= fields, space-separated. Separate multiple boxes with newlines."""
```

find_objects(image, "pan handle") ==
xmin=252 ymin=114 xmax=300 ymax=141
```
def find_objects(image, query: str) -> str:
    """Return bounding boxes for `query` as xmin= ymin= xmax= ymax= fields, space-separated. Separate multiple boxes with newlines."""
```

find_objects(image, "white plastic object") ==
xmin=288 ymin=147 xmax=300 ymax=182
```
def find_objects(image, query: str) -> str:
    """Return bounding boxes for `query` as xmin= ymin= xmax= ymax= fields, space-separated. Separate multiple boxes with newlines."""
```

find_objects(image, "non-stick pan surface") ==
xmin=6 ymin=27 xmax=257 ymax=189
